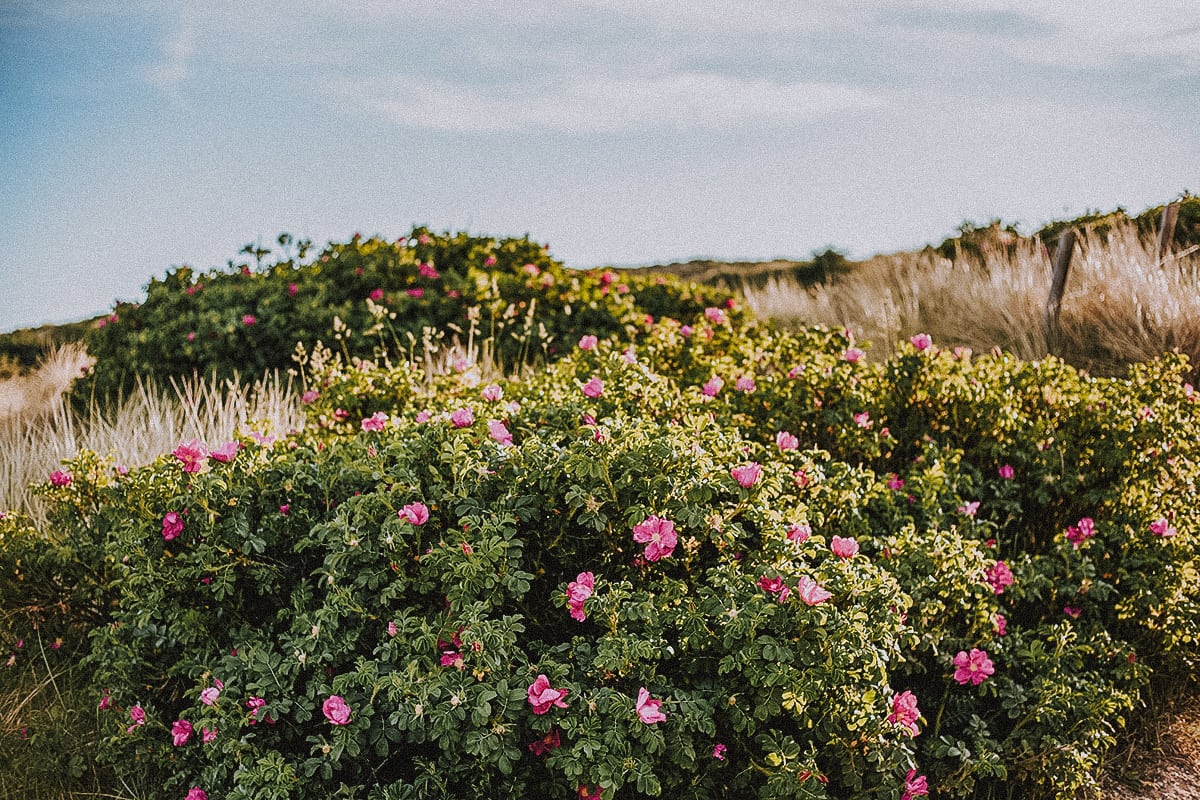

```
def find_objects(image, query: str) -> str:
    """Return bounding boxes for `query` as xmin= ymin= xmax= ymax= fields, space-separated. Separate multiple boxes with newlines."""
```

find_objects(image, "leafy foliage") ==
xmin=3 ymin=241 xmax=1199 ymax=800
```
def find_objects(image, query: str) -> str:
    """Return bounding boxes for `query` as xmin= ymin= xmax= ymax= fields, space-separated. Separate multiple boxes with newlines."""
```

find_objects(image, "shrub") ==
xmin=9 ymin=306 xmax=1199 ymax=798
xmin=74 ymin=229 xmax=734 ymax=405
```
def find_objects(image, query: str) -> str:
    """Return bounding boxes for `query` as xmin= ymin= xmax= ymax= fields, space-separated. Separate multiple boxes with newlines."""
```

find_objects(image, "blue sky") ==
xmin=2 ymin=1 xmax=1198 ymax=332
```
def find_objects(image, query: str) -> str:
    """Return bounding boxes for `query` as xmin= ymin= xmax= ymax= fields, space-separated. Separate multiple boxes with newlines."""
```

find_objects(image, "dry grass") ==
xmin=743 ymin=222 xmax=1200 ymax=378
xmin=0 ymin=366 xmax=303 ymax=526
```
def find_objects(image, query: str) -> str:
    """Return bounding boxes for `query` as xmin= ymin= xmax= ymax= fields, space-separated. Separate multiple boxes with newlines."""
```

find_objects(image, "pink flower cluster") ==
xmin=162 ymin=511 xmax=185 ymax=541
xmin=566 ymin=572 xmax=595 ymax=621
xmin=49 ymin=469 xmax=73 ymax=487
xmin=582 ymin=377 xmax=604 ymax=398
xmin=902 ymin=769 xmax=929 ymax=800
xmin=775 ymin=431 xmax=799 ymax=451
xmin=1150 ymin=517 xmax=1177 ymax=537
xmin=952 ymin=648 xmax=995 ymax=686
xmin=488 ymin=419 xmax=514 ymax=445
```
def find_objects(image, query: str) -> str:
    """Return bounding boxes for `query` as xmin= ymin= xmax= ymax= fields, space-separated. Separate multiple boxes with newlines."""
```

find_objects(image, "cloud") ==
xmin=143 ymin=14 xmax=194 ymax=91
xmin=328 ymin=72 xmax=884 ymax=134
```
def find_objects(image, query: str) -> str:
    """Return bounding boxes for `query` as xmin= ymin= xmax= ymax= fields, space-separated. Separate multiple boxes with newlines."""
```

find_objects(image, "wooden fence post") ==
xmin=1045 ymin=228 xmax=1076 ymax=350
xmin=1156 ymin=201 xmax=1180 ymax=263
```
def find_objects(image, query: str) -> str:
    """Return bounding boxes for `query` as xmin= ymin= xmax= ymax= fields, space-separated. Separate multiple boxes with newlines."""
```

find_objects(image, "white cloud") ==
xmin=143 ymin=14 xmax=194 ymax=91
xmin=328 ymin=72 xmax=884 ymax=134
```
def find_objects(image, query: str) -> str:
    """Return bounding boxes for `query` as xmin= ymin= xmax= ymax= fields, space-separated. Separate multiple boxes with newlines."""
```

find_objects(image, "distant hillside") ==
xmin=633 ymin=194 xmax=1199 ymax=290
xmin=632 ymin=249 xmax=854 ymax=289
xmin=0 ymin=318 xmax=97 ymax=379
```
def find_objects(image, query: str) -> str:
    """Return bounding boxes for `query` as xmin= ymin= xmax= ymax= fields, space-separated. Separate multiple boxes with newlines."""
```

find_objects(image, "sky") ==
xmin=1 ymin=1 xmax=1198 ymax=332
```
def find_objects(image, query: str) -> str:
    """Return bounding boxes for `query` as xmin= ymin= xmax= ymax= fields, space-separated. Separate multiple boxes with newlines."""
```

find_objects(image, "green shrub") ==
xmin=73 ymin=229 xmax=734 ymax=406
xmin=9 ymin=302 xmax=1199 ymax=798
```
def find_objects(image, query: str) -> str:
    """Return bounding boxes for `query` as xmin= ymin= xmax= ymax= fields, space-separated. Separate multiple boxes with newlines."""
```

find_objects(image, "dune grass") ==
xmin=742 ymin=221 xmax=1200 ymax=379
xmin=0 ymin=368 xmax=303 ymax=527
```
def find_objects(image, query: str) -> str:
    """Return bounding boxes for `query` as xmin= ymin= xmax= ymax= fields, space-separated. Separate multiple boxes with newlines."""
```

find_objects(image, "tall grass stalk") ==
xmin=743 ymin=221 xmax=1200 ymax=378
xmin=1 ymin=370 xmax=302 ymax=526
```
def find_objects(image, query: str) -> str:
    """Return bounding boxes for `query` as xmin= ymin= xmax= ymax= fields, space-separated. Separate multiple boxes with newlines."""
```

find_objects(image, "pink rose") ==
xmin=701 ymin=376 xmax=723 ymax=397
xmin=887 ymin=473 xmax=905 ymax=490
xmin=173 ymin=438 xmax=208 ymax=473
xmin=200 ymin=686 xmax=220 ymax=706
xmin=902 ymin=769 xmax=929 ymax=800
xmin=186 ymin=789 xmax=208 ymax=800
xmin=126 ymin=704 xmax=145 ymax=733
xmin=853 ymin=411 xmax=872 ymax=428
xmin=488 ymin=419 xmax=514 ymax=445
xmin=450 ymin=407 xmax=475 ymax=428
xmin=843 ymin=347 xmax=865 ymax=363
xmin=704 ymin=307 xmax=726 ymax=325
xmin=566 ymin=572 xmax=595 ymax=622
xmin=997 ymin=464 xmax=1015 ymax=479
xmin=162 ymin=511 xmax=185 ymax=541
xmin=481 ymin=384 xmax=503 ymax=401
xmin=361 ymin=412 xmax=389 ymax=432
xmin=407 ymin=288 xmax=424 ymax=298
xmin=201 ymin=726 xmax=217 ymax=743
xmin=952 ymin=648 xmax=995 ymax=686
xmin=635 ymin=687 xmax=666 ymax=724
xmin=632 ymin=515 xmax=678 ymax=561
xmin=775 ymin=431 xmax=799 ymax=451
xmin=172 ymin=719 xmax=193 ymax=746
xmin=888 ymin=690 xmax=921 ymax=736
xmin=209 ymin=440 xmax=240 ymax=462
xmin=369 ymin=288 xmax=384 ymax=301
xmin=909 ymin=333 xmax=932 ymax=351
xmin=49 ymin=469 xmax=73 ymax=487
xmin=712 ymin=743 xmax=727 ymax=760
xmin=730 ymin=463 xmax=761 ymax=488
xmin=399 ymin=502 xmax=430 ymax=526
xmin=418 ymin=263 xmax=440 ymax=279
xmin=578 ymin=335 xmax=598 ymax=351
xmin=985 ymin=561 xmax=1014 ymax=594
xmin=322 ymin=695 xmax=351 ymax=725
xmin=301 ymin=389 xmax=319 ymax=404
xmin=786 ymin=523 xmax=811 ymax=543
xmin=796 ymin=576 xmax=832 ymax=606
xmin=527 ymin=675 xmax=569 ymax=714
xmin=1150 ymin=517 xmax=1177 ymax=537
xmin=735 ymin=376 xmax=756 ymax=393
xmin=829 ymin=536 xmax=859 ymax=558
xmin=582 ymin=378 xmax=604 ymax=398
xmin=1065 ymin=517 xmax=1095 ymax=548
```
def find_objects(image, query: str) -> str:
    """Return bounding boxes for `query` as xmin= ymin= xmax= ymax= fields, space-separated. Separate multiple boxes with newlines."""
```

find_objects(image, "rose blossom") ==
xmin=635 ymin=687 xmax=667 ymax=724
xmin=830 ymin=536 xmax=859 ymax=558
xmin=162 ymin=512 xmax=185 ymax=541
xmin=952 ymin=648 xmax=995 ymax=686
xmin=172 ymin=719 xmax=193 ymax=746
xmin=730 ymin=463 xmax=762 ymax=488
xmin=888 ymin=690 xmax=921 ymax=736
xmin=399 ymin=502 xmax=430 ymax=526
xmin=322 ymin=695 xmax=351 ymax=725
xmin=527 ymin=675 xmax=569 ymax=714
xmin=632 ymin=515 xmax=678 ymax=561
xmin=985 ymin=561 xmax=1014 ymax=594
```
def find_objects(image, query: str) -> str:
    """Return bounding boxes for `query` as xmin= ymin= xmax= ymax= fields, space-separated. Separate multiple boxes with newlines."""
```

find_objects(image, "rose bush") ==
xmin=5 ymin=291 xmax=1198 ymax=799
